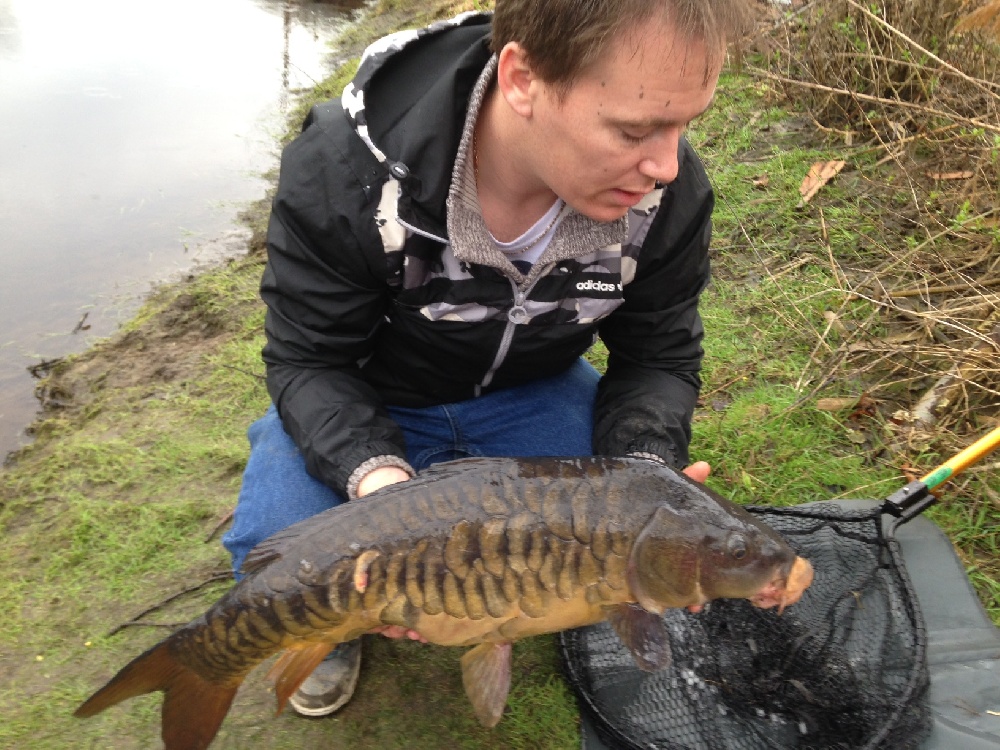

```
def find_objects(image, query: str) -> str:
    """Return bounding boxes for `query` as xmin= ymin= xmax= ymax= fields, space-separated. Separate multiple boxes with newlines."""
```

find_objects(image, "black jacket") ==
xmin=261 ymin=13 xmax=713 ymax=496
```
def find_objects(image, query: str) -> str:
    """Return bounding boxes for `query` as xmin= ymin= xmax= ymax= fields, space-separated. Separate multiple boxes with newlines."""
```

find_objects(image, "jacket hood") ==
xmin=341 ymin=12 xmax=494 ymax=238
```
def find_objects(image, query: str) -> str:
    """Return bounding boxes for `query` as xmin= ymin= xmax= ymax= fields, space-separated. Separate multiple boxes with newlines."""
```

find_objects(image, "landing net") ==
xmin=560 ymin=503 xmax=931 ymax=750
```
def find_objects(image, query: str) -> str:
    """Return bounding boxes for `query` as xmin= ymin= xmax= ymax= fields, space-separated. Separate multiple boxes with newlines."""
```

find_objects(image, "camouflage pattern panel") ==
xmin=341 ymin=11 xmax=489 ymax=164
xmin=622 ymin=188 xmax=665 ymax=286
xmin=384 ymin=187 xmax=663 ymax=326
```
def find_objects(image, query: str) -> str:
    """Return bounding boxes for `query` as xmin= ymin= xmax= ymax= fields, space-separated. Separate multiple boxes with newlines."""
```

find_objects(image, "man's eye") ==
xmin=620 ymin=130 xmax=649 ymax=145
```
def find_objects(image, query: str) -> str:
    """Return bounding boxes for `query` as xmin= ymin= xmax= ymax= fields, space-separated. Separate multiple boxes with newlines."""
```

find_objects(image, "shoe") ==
xmin=288 ymin=639 xmax=362 ymax=717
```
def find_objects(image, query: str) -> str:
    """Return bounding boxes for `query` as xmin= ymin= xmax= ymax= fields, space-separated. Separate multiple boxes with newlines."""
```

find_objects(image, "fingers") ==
xmin=682 ymin=461 xmax=711 ymax=484
xmin=357 ymin=467 xmax=412 ymax=497
xmin=371 ymin=624 xmax=428 ymax=643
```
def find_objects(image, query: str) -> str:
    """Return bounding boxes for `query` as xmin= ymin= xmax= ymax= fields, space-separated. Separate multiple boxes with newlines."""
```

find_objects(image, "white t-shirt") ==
xmin=489 ymin=199 xmax=565 ymax=274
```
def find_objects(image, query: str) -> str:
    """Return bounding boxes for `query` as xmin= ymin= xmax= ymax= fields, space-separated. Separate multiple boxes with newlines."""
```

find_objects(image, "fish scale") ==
xmin=366 ymin=499 xmax=626 ymax=627
xmin=75 ymin=456 xmax=814 ymax=749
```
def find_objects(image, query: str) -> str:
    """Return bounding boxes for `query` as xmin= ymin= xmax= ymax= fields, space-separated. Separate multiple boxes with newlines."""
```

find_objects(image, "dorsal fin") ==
xmin=414 ymin=457 xmax=507 ymax=479
xmin=240 ymin=525 xmax=308 ymax=575
xmin=240 ymin=459 xmax=511 ymax=576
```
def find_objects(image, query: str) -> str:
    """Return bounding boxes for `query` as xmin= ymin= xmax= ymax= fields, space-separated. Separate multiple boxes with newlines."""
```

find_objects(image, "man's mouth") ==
xmin=610 ymin=188 xmax=650 ymax=206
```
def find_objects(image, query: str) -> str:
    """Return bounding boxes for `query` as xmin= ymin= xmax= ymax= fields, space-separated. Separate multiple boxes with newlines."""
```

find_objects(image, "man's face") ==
xmin=524 ymin=21 xmax=722 ymax=223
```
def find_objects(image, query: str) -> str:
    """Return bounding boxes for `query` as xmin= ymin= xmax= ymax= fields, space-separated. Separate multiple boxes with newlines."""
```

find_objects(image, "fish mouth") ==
xmin=749 ymin=556 xmax=814 ymax=613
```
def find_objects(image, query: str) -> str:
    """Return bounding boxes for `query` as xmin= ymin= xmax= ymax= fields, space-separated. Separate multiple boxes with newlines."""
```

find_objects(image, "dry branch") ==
xmin=749 ymin=69 xmax=1000 ymax=135
xmin=107 ymin=570 xmax=232 ymax=637
xmin=844 ymin=0 xmax=1000 ymax=96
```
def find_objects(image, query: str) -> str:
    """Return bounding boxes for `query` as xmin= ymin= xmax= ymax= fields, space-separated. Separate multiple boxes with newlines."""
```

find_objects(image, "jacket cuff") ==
xmin=345 ymin=455 xmax=416 ymax=500
xmin=623 ymin=442 xmax=680 ymax=469
xmin=626 ymin=451 xmax=668 ymax=465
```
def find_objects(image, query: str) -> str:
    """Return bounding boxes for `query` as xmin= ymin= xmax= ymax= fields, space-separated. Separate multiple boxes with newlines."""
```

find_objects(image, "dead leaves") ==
xmin=926 ymin=170 xmax=974 ymax=180
xmin=815 ymin=397 xmax=858 ymax=412
xmin=798 ymin=160 xmax=847 ymax=205
xmin=767 ymin=159 xmax=973 ymax=208
xmin=954 ymin=0 xmax=1000 ymax=40
xmin=748 ymin=159 xmax=845 ymax=203
xmin=816 ymin=393 xmax=880 ymax=446
xmin=815 ymin=393 xmax=878 ymax=422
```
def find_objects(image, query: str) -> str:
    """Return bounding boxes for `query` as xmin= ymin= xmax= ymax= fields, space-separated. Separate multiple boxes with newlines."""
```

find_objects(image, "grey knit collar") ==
xmin=446 ymin=56 xmax=628 ymax=288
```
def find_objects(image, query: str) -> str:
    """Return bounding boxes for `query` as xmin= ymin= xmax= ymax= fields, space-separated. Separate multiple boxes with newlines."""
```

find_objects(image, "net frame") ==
xmin=560 ymin=503 xmax=932 ymax=750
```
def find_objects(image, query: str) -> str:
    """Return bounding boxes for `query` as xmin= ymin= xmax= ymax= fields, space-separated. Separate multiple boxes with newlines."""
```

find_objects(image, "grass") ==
xmin=0 ymin=0 xmax=998 ymax=747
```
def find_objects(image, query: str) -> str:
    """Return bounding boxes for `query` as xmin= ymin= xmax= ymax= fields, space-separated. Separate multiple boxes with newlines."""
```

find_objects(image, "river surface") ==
xmin=0 ymin=0 xmax=360 ymax=459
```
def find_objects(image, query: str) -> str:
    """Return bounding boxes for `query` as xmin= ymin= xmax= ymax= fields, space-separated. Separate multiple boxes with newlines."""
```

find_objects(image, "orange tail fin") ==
xmin=75 ymin=640 xmax=239 ymax=750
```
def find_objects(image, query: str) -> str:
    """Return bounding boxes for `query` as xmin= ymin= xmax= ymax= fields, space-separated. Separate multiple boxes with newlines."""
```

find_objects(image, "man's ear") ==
xmin=496 ymin=42 xmax=538 ymax=118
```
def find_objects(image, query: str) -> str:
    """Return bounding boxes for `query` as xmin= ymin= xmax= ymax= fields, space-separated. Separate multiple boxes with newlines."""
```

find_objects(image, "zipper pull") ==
xmin=508 ymin=291 xmax=527 ymax=324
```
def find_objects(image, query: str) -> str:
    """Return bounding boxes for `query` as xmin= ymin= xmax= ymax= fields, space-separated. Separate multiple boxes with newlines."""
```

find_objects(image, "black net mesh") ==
xmin=560 ymin=503 xmax=932 ymax=750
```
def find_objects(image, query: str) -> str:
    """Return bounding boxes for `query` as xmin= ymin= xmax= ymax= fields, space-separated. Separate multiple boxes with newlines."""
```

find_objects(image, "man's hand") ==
xmin=356 ymin=466 xmax=411 ymax=497
xmin=370 ymin=624 xmax=428 ymax=642
xmin=356 ymin=466 xmax=428 ymax=642
xmin=682 ymin=460 xmax=711 ymax=484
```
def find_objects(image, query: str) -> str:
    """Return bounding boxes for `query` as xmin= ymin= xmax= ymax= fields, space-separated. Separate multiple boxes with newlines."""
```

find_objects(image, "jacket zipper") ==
xmin=394 ymin=216 xmax=539 ymax=398
xmin=475 ymin=278 xmax=536 ymax=396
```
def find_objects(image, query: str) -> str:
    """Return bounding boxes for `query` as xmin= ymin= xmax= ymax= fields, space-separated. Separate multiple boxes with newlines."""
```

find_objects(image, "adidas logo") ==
xmin=575 ymin=279 xmax=622 ymax=292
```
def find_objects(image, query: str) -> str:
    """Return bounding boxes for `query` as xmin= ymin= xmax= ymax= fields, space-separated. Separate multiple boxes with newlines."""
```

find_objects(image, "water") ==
xmin=0 ymin=0 xmax=360 ymax=459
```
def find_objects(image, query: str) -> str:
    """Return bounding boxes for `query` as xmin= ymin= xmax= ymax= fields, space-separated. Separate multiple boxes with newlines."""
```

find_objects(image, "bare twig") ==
xmin=106 ymin=571 xmax=232 ymax=637
xmin=71 ymin=312 xmax=90 ymax=334
xmin=749 ymin=68 xmax=1000 ymax=135
xmin=222 ymin=364 xmax=266 ymax=381
xmin=205 ymin=509 xmax=235 ymax=543
xmin=846 ymin=290 xmax=1000 ymax=351
xmin=844 ymin=0 xmax=1000 ymax=96
xmin=28 ymin=357 xmax=64 ymax=379
xmin=908 ymin=209 xmax=1000 ymax=254
xmin=889 ymin=276 xmax=1000 ymax=298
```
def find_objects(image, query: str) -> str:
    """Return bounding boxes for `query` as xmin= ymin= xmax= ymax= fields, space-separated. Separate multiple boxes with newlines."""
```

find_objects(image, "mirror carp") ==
xmin=75 ymin=456 xmax=813 ymax=749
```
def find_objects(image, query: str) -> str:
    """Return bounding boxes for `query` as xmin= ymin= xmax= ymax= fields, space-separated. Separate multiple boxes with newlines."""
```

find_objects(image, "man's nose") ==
xmin=639 ymin=131 xmax=681 ymax=185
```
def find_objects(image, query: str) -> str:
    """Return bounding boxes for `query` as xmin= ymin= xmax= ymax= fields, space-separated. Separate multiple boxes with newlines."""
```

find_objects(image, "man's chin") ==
xmin=571 ymin=201 xmax=631 ymax=224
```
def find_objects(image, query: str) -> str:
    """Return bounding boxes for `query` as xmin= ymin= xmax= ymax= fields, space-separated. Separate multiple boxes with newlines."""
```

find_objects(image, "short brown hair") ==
xmin=490 ymin=0 xmax=755 ymax=89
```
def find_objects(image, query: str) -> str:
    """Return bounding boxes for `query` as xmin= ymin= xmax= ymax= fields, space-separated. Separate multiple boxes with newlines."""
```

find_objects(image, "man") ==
xmin=223 ymin=0 xmax=752 ymax=718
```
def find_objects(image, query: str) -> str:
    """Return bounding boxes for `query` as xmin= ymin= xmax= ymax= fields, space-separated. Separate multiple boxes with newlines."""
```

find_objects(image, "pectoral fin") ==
xmin=266 ymin=642 xmax=336 ymax=714
xmin=459 ymin=642 xmax=513 ymax=728
xmin=607 ymin=602 xmax=672 ymax=672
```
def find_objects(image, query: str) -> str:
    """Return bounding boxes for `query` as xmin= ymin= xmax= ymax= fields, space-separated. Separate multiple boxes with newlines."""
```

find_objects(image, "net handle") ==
xmin=920 ymin=424 xmax=1000 ymax=490
xmin=884 ymin=424 xmax=1000 ymax=521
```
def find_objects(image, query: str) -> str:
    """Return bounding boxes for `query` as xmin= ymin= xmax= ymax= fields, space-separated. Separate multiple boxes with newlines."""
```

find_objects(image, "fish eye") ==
xmin=728 ymin=535 xmax=747 ymax=560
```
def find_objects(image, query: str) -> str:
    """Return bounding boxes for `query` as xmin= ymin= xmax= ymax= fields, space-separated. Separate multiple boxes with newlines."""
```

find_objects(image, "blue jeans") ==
xmin=222 ymin=358 xmax=600 ymax=576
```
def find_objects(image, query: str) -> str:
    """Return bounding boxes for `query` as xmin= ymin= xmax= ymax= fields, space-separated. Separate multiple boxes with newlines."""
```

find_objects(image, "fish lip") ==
xmin=750 ymin=556 xmax=814 ymax=612
xmin=749 ymin=581 xmax=786 ymax=609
